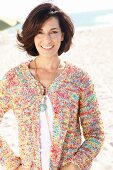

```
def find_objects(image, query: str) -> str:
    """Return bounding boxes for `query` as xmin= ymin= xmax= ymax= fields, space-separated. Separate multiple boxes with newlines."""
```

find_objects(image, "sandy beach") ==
xmin=0 ymin=25 xmax=113 ymax=170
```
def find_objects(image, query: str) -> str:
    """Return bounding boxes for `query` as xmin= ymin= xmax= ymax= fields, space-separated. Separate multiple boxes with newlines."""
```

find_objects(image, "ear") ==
xmin=61 ymin=32 xmax=64 ymax=41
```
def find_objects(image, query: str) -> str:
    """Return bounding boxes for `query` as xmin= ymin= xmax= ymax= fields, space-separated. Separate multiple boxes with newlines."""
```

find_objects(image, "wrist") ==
xmin=69 ymin=162 xmax=80 ymax=170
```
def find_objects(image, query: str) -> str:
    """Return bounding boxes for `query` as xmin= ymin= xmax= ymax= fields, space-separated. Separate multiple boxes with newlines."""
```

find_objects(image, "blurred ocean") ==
xmin=2 ymin=9 xmax=113 ymax=35
xmin=70 ymin=9 xmax=113 ymax=28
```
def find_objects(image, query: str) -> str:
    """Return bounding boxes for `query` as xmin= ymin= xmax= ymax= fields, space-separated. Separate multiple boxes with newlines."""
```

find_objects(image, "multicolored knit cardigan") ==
xmin=0 ymin=61 xmax=104 ymax=170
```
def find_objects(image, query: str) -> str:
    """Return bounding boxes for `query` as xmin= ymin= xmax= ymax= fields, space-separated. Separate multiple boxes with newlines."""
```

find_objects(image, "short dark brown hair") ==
xmin=17 ymin=3 xmax=74 ymax=56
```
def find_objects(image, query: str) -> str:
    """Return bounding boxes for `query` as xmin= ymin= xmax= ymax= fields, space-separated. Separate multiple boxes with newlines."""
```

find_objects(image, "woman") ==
xmin=0 ymin=2 xmax=104 ymax=170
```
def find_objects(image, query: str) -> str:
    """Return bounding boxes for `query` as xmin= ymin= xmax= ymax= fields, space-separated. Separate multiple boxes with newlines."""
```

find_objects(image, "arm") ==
xmin=0 ymin=74 xmax=21 ymax=170
xmin=71 ymin=73 xmax=105 ymax=170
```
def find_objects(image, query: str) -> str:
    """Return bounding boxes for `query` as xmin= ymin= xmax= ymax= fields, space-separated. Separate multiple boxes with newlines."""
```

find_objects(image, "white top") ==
xmin=39 ymin=95 xmax=53 ymax=170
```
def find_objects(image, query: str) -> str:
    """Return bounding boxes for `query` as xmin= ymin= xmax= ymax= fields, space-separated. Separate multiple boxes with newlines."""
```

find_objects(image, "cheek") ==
xmin=57 ymin=39 xmax=62 ymax=48
xmin=34 ymin=37 xmax=39 ymax=45
xmin=55 ymin=37 xmax=62 ymax=45
xmin=34 ymin=39 xmax=41 ymax=50
xmin=61 ymin=33 xmax=64 ymax=41
xmin=34 ymin=38 xmax=37 ymax=47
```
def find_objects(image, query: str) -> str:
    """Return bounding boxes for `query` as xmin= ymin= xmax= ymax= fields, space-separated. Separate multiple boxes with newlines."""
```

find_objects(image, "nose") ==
xmin=43 ymin=33 xmax=52 ymax=43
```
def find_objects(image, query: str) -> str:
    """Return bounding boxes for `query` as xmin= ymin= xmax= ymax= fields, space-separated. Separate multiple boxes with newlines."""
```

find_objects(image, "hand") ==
xmin=16 ymin=165 xmax=22 ymax=170
xmin=61 ymin=163 xmax=80 ymax=170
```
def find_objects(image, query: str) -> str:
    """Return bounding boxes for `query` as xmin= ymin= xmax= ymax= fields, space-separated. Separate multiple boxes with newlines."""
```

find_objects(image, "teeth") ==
xmin=42 ymin=45 xmax=53 ymax=49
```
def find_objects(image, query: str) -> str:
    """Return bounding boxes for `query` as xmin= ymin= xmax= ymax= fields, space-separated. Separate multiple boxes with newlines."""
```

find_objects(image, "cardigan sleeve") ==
xmin=0 ymin=74 xmax=21 ymax=170
xmin=72 ymin=73 xmax=105 ymax=170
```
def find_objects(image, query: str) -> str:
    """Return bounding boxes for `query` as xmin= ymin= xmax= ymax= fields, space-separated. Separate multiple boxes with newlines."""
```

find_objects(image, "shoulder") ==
xmin=66 ymin=61 xmax=93 ymax=87
xmin=0 ymin=61 xmax=30 ymax=86
xmin=66 ymin=61 xmax=89 ymax=79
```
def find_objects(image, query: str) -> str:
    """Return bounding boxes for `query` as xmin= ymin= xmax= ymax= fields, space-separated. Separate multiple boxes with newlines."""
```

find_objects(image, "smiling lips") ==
xmin=41 ymin=45 xmax=54 ymax=50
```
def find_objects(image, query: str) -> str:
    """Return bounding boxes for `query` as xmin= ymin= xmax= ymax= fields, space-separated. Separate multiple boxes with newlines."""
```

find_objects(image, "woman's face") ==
xmin=34 ymin=17 xmax=64 ymax=58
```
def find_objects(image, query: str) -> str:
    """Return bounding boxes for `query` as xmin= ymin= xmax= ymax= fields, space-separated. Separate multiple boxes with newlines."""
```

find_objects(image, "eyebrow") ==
xmin=39 ymin=28 xmax=60 ymax=31
xmin=51 ymin=28 xmax=60 ymax=30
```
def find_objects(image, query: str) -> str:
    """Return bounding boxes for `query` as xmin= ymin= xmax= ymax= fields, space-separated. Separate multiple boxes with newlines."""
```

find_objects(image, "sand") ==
xmin=0 ymin=25 xmax=113 ymax=170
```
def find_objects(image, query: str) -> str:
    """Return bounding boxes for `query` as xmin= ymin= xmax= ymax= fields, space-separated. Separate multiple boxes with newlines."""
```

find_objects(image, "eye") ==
xmin=51 ymin=31 xmax=58 ymax=34
xmin=38 ymin=31 xmax=43 ymax=34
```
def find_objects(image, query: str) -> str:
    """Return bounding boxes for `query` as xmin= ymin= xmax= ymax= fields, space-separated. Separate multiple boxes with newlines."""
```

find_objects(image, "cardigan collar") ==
xmin=19 ymin=59 xmax=70 ymax=94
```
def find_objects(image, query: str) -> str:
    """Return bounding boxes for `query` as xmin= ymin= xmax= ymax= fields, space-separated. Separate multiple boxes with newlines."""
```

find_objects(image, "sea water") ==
xmin=2 ymin=9 xmax=113 ymax=35
xmin=69 ymin=9 xmax=113 ymax=28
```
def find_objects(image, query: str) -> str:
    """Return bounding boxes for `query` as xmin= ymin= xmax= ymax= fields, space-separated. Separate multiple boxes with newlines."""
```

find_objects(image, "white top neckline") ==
xmin=39 ymin=95 xmax=53 ymax=170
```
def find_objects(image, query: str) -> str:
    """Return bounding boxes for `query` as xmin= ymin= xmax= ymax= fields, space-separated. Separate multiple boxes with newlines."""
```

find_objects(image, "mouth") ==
xmin=41 ymin=45 xmax=54 ymax=50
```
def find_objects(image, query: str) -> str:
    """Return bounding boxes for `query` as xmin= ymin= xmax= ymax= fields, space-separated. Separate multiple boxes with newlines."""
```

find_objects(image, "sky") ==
xmin=0 ymin=0 xmax=113 ymax=21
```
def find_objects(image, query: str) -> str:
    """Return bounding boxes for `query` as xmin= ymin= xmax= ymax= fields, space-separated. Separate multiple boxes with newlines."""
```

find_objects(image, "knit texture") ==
xmin=0 ymin=61 xmax=104 ymax=170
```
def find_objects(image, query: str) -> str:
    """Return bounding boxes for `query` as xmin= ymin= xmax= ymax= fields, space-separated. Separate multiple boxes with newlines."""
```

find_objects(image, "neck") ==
xmin=35 ymin=56 xmax=60 ymax=70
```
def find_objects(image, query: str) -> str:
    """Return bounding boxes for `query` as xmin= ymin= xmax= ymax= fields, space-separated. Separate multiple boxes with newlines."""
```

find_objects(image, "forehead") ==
xmin=40 ymin=17 xmax=61 ymax=30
